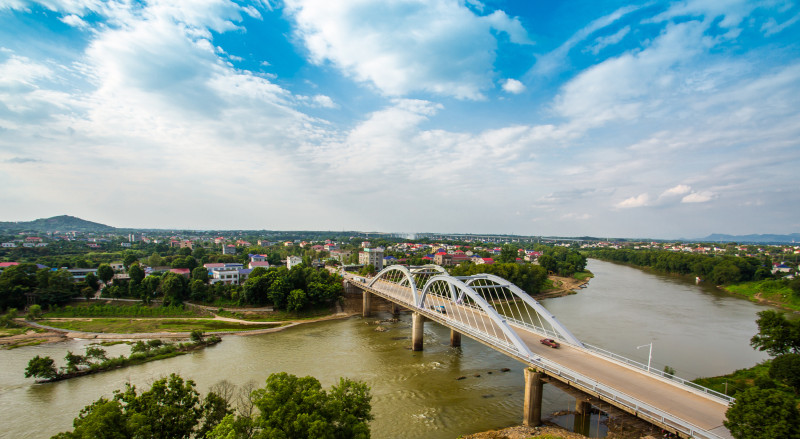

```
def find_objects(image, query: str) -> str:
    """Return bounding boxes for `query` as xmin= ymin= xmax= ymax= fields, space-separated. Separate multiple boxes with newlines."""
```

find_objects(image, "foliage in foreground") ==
xmin=724 ymin=387 xmax=800 ymax=439
xmin=208 ymin=372 xmax=372 ymax=439
xmin=718 ymin=309 xmax=800 ymax=439
xmin=51 ymin=372 xmax=372 ymax=439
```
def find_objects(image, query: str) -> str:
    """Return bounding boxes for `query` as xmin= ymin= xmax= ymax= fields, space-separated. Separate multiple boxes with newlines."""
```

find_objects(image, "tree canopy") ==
xmin=52 ymin=373 xmax=225 ymax=439
xmin=724 ymin=387 xmax=800 ymax=439
xmin=209 ymin=372 xmax=372 ymax=439
xmin=750 ymin=310 xmax=800 ymax=356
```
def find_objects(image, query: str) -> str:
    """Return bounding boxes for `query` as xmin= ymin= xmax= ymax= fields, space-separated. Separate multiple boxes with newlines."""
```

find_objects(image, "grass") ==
xmin=724 ymin=280 xmax=800 ymax=311
xmin=215 ymin=306 xmax=333 ymax=322
xmin=4 ymin=339 xmax=47 ymax=350
xmin=45 ymin=303 xmax=202 ymax=318
xmin=0 ymin=327 xmax=45 ymax=338
xmin=573 ymin=271 xmax=594 ymax=281
xmin=38 ymin=318 xmax=284 ymax=333
xmin=692 ymin=361 xmax=771 ymax=396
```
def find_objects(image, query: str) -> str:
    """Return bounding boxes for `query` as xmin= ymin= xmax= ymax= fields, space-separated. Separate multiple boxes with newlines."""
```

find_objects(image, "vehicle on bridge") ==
xmin=431 ymin=305 xmax=446 ymax=313
xmin=540 ymin=338 xmax=560 ymax=348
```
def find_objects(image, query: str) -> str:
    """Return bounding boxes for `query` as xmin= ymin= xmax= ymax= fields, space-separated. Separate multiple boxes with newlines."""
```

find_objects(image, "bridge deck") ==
xmin=361 ymin=279 xmax=732 ymax=439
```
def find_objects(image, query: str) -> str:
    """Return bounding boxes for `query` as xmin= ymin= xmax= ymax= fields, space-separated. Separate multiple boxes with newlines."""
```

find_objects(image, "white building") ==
xmin=359 ymin=248 xmax=384 ymax=270
xmin=286 ymin=255 xmax=303 ymax=270
xmin=1 ymin=242 xmax=16 ymax=248
xmin=210 ymin=267 xmax=240 ymax=285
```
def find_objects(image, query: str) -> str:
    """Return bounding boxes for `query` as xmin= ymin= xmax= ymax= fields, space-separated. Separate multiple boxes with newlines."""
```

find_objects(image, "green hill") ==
xmin=0 ymin=215 xmax=115 ymax=233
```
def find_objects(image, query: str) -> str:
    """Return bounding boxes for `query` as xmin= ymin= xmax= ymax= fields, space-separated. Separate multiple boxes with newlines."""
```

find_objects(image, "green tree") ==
xmin=26 ymin=304 xmax=42 ymax=319
xmin=191 ymin=266 xmax=209 ymax=283
xmin=122 ymin=253 xmax=139 ymax=271
xmin=537 ymin=255 xmax=557 ymax=274
xmin=160 ymin=273 xmax=187 ymax=306
xmin=769 ymin=353 xmax=800 ymax=393
xmin=210 ymin=372 xmax=372 ymax=439
xmin=85 ymin=346 xmax=107 ymax=363
xmin=0 ymin=263 xmax=38 ymax=310
xmin=97 ymin=264 xmax=114 ymax=286
xmin=287 ymin=289 xmax=307 ymax=312
xmin=724 ymin=387 xmax=800 ymax=439
xmin=750 ymin=310 xmax=800 ymax=356
xmin=64 ymin=351 xmax=87 ymax=372
xmin=498 ymin=244 xmax=518 ymax=263
xmin=85 ymin=272 xmax=100 ymax=291
xmin=128 ymin=264 xmax=145 ymax=285
xmin=25 ymin=355 xmax=58 ymax=380
xmin=54 ymin=374 xmax=205 ymax=439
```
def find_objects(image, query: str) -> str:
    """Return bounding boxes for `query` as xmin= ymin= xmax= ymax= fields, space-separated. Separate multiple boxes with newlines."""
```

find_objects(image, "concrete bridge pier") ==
xmin=412 ymin=312 xmax=425 ymax=351
xmin=362 ymin=291 xmax=371 ymax=317
xmin=523 ymin=368 xmax=543 ymax=427
xmin=450 ymin=329 xmax=461 ymax=347
xmin=391 ymin=302 xmax=399 ymax=316
xmin=574 ymin=400 xmax=592 ymax=435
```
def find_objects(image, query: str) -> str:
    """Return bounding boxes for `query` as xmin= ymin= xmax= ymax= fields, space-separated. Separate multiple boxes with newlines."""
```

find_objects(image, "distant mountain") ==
xmin=0 ymin=215 xmax=116 ymax=233
xmin=699 ymin=233 xmax=800 ymax=244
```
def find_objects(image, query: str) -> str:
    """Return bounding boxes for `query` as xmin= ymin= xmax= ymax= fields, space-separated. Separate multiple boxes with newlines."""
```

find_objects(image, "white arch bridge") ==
xmin=350 ymin=264 xmax=733 ymax=439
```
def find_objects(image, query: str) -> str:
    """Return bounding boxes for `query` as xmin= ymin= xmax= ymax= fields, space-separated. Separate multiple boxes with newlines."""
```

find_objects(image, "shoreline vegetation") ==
xmin=25 ymin=331 xmax=222 ymax=383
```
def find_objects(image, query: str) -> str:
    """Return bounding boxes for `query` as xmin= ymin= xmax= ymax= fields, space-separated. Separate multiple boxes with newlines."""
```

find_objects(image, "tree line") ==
xmin=51 ymin=372 xmax=372 ymax=439
xmin=586 ymin=248 xmax=777 ymax=284
xmin=100 ymin=263 xmax=344 ymax=312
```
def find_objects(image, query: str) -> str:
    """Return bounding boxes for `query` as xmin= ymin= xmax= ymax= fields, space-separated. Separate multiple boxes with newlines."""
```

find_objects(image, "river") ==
xmin=0 ymin=259 xmax=776 ymax=439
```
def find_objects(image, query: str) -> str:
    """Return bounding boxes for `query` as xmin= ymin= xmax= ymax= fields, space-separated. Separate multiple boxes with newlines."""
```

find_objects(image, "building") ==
xmin=249 ymin=254 xmax=268 ymax=262
xmin=359 ymin=248 xmax=384 ymax=270
xmin=128 ymin=233 xmax=142 ymax=242
xmin=1 ymin=242 xmax=16 ymax=248
xmin=223 ymin=244 xmax=237 ymax=255
xmin=249 ymin=261 xmax=271 ymax=270
xmin=120 ymin=242 xmax=132 ymax=248
xmin=286 ymin=255 xmax=303 ymax=270
xmin=210 ymin=267 xmax=239 ymax=285
xmin=67 ymin=268 xmax=98 ymax=282
xmin=433 ymin=252 xmax=452 ymax=266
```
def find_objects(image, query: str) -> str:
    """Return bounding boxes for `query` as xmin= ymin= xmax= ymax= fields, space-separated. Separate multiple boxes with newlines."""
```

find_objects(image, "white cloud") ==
xmin=616 ymin=193 xmax=649 ymax=208
xmin=60 ymin=14 xmax=90 ymax=29
xmin=284 ymin=0 xmax=531 ymax=99
xmin=661 ymin=184 xmax=692 ymax=197
xmin=682 ymin=191 xmax=716 ymax=203
xmin=761 ymin=11 xmax=800 ymax=36
xmin=297 ymin=94 xmax=338 ymax=108
xmin=502 ymin=78 xmax=526 ymax=94
xmin=586 ymin=26 xmax=630 ymax=55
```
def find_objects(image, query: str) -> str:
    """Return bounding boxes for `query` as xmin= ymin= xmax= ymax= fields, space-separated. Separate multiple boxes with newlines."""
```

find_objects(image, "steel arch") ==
xmin=463 ymin=273 xmax=583 ymax=347
xmin=368 ymin=265 xmax=419 ymax=304
xmin=419 ymin=275 xmax=534 ymax=359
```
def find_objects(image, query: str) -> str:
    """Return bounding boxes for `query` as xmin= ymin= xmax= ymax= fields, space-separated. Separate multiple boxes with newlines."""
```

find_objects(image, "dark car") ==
xmin=540 ymin=338 xmax=560 ymax=348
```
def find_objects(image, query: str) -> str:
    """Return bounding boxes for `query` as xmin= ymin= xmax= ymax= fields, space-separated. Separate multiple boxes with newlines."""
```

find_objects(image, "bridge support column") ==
xmin=450 ymin=329 xmax=461 ymax=347
xmin=391 ymin=302 xmax=398 ymax=316
xmin=412 ymin=312 xmax=424 ymax=351
xmin=362 ymin=291 xmax=371 ymax=317
xmin=523 ymin=369 xmax=543 ymax=427
xmin=573 ymin=400 xmax=592 ymax=435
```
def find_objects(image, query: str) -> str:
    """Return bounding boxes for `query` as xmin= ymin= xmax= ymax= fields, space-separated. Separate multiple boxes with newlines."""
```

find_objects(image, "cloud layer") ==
xmin=0 ymin=0 xmax=798 ymax=237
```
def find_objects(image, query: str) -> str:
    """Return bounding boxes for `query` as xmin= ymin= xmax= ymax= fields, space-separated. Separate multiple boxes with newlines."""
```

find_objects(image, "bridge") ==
xmin=348 ymin=264 xmax=734 ymax=439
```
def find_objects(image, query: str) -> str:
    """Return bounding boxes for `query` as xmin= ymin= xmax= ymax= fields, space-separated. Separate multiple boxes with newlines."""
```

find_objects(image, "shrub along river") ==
xmin=0 ymin=259 xmax=776 ymax=438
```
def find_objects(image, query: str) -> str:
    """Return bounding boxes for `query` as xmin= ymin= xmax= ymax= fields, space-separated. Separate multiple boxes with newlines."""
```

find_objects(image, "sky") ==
xmin=0 ymin=0 xmax=799 ymax=239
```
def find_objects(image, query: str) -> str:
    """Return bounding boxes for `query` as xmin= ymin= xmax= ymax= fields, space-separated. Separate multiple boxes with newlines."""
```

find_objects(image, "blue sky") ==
xmin=0 ymin=0 xmax=798 ymax=238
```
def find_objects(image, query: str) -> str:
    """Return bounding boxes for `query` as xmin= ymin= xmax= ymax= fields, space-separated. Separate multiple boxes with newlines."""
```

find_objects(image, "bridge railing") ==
xmin=580 ymin=342 xmax=735 ymax=404
xmin=528 ymin=356 xmax=727 ymax=439
xmin=502 ymin=316 xmax=735 ymax=405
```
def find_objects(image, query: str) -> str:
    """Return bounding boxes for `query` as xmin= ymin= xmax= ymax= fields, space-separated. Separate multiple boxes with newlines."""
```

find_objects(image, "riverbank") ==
xmin=536 ymin=273 xmax=593 ymax=299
